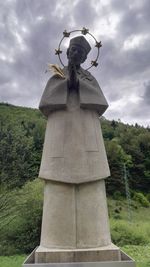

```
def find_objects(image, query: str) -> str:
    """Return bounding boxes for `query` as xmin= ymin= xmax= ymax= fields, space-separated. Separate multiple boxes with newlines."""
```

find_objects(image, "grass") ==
xmin=108 ymin=198 xmax=150 ymax=246
xmin=108 ymin=197 xmax=150 ymax=266
xmin=122 ymin=245 xmax=150 ymax=267
xmin=0 ymin=255 xmax=26 ymax=267
xmin=0 ymin=247 xmax=150 ymax=267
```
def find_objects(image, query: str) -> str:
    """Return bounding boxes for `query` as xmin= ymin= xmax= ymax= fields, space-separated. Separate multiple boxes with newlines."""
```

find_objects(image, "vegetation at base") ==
xmin=0 ymin=103 xmax=150 ymax=263
xmin=111 ymin=220 xmax=149 ymax=246
xmin=133 ymin=192 xmax=150 ymax=207
xmin=122 ymin=245 xmax=150 ymax=267
xmin=0 ymin=179 xmax=43 ymax=255
xmin=0 ymin=178 xmax=150 ymax=256
xmin=108 ymin=197 xmax=150 ymax=246
xmin=0 ymin=255 xmax=26 ymax=267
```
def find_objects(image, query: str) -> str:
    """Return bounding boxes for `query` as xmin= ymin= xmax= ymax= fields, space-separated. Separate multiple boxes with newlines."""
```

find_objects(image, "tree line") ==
xmin=0 ymin=103 xmax=150 ymax=195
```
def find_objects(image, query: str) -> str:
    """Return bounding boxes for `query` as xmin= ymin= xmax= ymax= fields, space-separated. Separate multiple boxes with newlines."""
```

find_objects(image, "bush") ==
xmin=133 ymin=192 xmax=150 ymax=208
xmin=110 ymin=220 xmax=149 ymax=246
xmin=113 ymin=214 xmax=122 ymax=220
xmin=146 ymin=193 xmax=150 ymax=202
xmin=0 ymin=179 xmax=43 ymax=255
xmin=113 ymin=191 xmax=123 ymax=200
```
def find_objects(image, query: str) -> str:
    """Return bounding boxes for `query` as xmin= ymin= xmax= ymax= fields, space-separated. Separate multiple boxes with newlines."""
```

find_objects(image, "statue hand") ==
xmin=68 ymin=62 xmax=78 ymax=89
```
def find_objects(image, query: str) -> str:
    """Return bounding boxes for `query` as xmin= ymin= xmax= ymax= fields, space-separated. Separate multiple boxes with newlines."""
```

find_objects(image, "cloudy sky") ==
xmin=0 ymin=0 xmax=150 ymax=127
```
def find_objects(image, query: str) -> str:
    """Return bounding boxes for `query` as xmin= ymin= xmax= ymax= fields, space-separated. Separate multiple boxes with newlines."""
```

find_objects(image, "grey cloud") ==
xmin=0 ymin=0 xmax=71 ymax=105
xmin=0 ymin=0 xmax=150 ymax=126
xmin=142 ymin=82 xmax=150 ymax=105
xmin=0 ymin=67 xmax=12 ymax=86
xmin=73 ymin=1 xmax=97 ymax=27
xmin=127 ymin=105 xmax=149 ymax=121
xmin=121 ymin=81 xmax=150 ymax=123
xmin=100 ymin=36 xmax=150 ymax=81
xmin=115 ymin=1 xmax=150 ymax=38
xmin=15 ymin=0 xmax=56 ymax=24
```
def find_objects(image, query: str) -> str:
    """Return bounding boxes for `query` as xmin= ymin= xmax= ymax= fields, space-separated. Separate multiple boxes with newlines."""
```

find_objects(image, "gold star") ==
xmin=95 ymin=41 xmax=102 ymax=48
xmin=63 ymin=30 xmax=70 ymax=37
xmin=81 ymin=27 xmax=89 ymax=35
xmin=91 ymin=60 xmax=98 ymax=67
xmin=55 ymin=49 xmax=62 ymax=55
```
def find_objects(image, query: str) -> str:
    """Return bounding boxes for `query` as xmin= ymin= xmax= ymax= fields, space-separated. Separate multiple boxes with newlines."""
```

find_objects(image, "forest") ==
xmin=0 ymin=102 xmax=150 ymax=266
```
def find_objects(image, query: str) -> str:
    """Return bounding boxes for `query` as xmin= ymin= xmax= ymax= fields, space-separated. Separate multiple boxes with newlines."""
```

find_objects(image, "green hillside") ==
xmin=0 ymin=103 xmax=46 ymax=188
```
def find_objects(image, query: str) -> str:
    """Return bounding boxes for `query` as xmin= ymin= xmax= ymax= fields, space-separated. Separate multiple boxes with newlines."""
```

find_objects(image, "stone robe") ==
xmin=39 ymin=67 xmax=110 ymax=184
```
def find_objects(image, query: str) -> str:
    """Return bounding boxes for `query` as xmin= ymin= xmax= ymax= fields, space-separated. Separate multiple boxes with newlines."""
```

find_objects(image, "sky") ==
xmin=0 ymin=0 xmax=150 ymax=127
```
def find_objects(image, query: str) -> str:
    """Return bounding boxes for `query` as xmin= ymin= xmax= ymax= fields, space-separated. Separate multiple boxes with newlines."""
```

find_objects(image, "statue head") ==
xmin=67 ymin=36 xmax=91 ymax=65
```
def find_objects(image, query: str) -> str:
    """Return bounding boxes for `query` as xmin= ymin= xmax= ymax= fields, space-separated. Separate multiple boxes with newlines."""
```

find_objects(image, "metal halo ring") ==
xmin=54 ymin=27 xmax=102 ymax=70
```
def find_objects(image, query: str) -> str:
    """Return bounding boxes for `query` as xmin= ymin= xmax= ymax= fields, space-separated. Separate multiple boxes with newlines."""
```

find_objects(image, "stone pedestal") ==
xmin=35 ymin=244 xmax=121 ymax=263
xmin=22 ymin=246 xmax=136 ymax=266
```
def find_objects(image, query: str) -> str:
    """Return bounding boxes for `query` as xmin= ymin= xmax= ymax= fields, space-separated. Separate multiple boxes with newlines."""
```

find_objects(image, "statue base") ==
xmin=35 ymin=244 xmax=121 ymax=263
xmin=22 ymin=244 xmax=136 ymax=266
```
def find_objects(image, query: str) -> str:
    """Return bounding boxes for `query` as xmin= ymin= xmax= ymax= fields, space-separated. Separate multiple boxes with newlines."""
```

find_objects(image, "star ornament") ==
xmin=63 ymin=30 xmax=70 ymax=37
xmin=55 ymin=49 xmax=62 ymax=55
xmin=95 ymin=41 xmax=102 ymax=48
xmin=81 ymin=27 xmax=89 ymax=35
xmin=91 ymin=60 xmax=98 ymax=67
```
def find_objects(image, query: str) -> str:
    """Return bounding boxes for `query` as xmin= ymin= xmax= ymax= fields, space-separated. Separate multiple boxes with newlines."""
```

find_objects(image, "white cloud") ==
xmin=123 ymin=34 xmax=149 ymax=50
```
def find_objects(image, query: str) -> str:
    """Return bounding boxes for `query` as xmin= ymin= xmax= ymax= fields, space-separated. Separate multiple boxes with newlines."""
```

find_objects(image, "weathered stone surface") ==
xmin=39 ymin=67 xmax=108 ymax=117
xmin=40 ymin=179 xmax=111 ymax=249
xmin=40 ymin=181 xmax=76 ymax=249
xmin=35 ymin=244 xmax=121 ymax=263
xmin=39 ymin=89 xmax=110 ymax=184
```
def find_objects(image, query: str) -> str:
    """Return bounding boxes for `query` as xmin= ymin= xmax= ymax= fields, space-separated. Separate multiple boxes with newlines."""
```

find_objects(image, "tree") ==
xmin=105 ymin=138 xmax=132 ymax=195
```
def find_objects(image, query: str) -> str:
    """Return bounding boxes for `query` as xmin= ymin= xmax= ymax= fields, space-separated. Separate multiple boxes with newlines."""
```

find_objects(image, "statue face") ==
xmin=68 ymin=45 xmax=87 ymax=65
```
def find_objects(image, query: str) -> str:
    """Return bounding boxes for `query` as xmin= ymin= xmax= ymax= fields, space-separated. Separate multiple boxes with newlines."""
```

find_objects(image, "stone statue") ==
xmin=22 ymin=33 xmax=136 ymax=266
xmin=37 ymin=35 xmax=111 ymax=257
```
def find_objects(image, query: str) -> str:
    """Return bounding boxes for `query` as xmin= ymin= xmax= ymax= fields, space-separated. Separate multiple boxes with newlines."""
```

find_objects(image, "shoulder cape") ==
xmin=39 ymin=67 xmax=108 ymax=116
